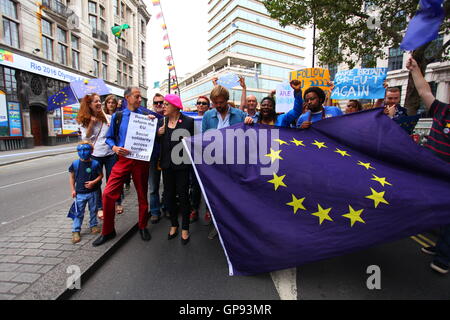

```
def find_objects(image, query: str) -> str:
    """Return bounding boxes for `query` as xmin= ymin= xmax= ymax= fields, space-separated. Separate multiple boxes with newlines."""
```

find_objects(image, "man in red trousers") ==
xmin=93 ymin=87 xmax=155 ymax=246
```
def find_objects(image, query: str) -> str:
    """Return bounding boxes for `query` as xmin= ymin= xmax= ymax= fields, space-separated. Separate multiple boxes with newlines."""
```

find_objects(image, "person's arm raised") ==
xmin=406 ymin=56 xmax=435 ymax=111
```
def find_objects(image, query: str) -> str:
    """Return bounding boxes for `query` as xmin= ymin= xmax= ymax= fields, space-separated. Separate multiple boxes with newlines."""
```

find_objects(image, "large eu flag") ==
xmin=185 ymin=108 xmax=450 ymax=276
xmin=47 ymin=86 xmax=78 ymax=111
xmin=70 ymin=78 xmax=110 ymax=99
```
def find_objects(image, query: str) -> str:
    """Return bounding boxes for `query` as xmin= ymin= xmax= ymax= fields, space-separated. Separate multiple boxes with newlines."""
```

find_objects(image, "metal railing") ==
xmin=42 ymin=0 xmax=74 ymax=18
xmin=117 ymin=45 xmax=133 ymax=61
xmin=0 ymin=138 xmax=25 ymax=151
xmin=92 ymin=30 xmax=109 ymax=44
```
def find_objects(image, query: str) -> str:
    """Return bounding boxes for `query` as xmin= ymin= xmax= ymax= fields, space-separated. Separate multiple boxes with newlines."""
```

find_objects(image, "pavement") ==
xmin=0 ymin=144 xmax=139 ymax=300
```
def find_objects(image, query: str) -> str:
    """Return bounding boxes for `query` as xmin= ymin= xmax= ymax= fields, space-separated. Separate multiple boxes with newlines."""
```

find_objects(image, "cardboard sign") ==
xmin=124 ymin=113 xmax=157 ymax=162
xmin=289 ymin=68 xmax=331 ymax=92
xmin=331 ymin=68 xmax=388 ymax=100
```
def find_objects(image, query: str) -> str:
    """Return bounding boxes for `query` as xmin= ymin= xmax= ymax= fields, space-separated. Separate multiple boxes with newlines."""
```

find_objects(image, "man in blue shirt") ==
xmin=202 ymin=85 xmax=247 ymax=132
xmin=93 ymin=87 xmax=155 ymax=246
xmin=296 ymin=87 xmax=343 ymax=128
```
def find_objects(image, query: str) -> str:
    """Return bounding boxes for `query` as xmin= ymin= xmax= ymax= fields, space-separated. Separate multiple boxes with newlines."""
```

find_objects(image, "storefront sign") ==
xmin=62 ymin=104 xmax=80 ymax=134
xmin=7 ymin=102 xmax=22 ymax=136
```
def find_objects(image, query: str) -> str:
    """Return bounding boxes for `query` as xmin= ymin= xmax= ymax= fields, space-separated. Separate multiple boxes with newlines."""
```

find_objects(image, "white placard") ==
xmin=124 ymin=113 xmax=157 ymax=162
xmin=275 ymin=82 xmax=295 ymax=114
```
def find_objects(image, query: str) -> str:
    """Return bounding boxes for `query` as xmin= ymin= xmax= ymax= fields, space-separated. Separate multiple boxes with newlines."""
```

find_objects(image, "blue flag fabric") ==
xmin=186 ymin=108 xmax=450 ymax=276
xmin=47 ymin=86 xmax=78 ymax=111
xmin=394 ymin=114 xmax=422 ymax=135
xmin=70 ymin=79 xmax=110 ymax=99
xmin=67 ymin=201 xmax=79 ymax=220
xmin=400 ymin=0 xmax=445 ymax=51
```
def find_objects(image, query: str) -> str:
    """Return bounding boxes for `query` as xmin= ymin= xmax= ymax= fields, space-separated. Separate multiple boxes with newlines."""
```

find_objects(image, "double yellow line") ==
xmin=410 ymin=234 xmax=436 ymax=247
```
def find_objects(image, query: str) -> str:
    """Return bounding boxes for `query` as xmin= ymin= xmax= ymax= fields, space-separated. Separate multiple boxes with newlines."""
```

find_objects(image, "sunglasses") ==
xmin=153 ymin=101 xmax=164 ymax=105
xmin=197 ymin=102 xmax=209 ymax=106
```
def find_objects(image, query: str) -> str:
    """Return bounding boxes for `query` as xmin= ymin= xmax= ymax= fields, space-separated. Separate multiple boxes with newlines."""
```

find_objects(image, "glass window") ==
xmin=89 ymin=15 xmax=97 ymax=32
xmin=43 ymin=37 xmax=53 ymax=60
xmin=72 ymin=50 xmax=79 ymax=69
xmin=102 ymin=64 xmax=108 ymax=80
xmin=57 ymin=27 xmax=67 ymax=43
xmin=42 ymin=19 xmax=52 ymax=36
xmin=88 ymin=1 xmax=97 ymax=14
xmin=58 ymin=43 xmax=67 ymax=65
xmin=2 ymin=18 xmax=19 ymax=48
xmin=99 ymin=6 xmax=105 ymax=18
xmin=113 ymin=0 xmax=119 ymax=16
xmin=102 ymin=52 xmax=107 ymax=62
xmin=71 ymin=35 xmax=79 ymax=50
xmin=388 ymin=47 xmax=403 ymax=71
xmin=1 ymin=0 xmax=17 ymax=19
xmin=93 ymin=47 xmax=99 ymax=59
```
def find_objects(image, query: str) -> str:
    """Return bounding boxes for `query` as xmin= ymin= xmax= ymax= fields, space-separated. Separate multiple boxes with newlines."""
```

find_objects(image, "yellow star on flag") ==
xmin=274 ymin=139 xmax=289 ymax=145
xmin=357 ymin=161 xmax=375 ymax=170
xmin=312 ymin=140 xmax=327 ymax=149
xmin=311 ymin=204 xmax=333 ymax=225
xmin=290 ymin=138 xmax=305 ymax=147
xmin=335 ymin=148 xmax=351 ymax=157
xmin=342 ymin=205 xmax=365 ymax=227
xmin=365 ymin=188 xmax=389 ymax=208
xmin=265 ymin=148 xmax=283 ymax=163
xmin=286 ymin=195 xmax=306 ymax=214
xmin=268 ymin=173 xmax=287 ymax=191
xmin=371 ymin=174 xmax=392 ymax=187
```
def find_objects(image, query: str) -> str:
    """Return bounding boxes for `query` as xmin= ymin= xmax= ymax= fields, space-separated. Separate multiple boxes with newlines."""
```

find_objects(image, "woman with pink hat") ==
xmin=157 ymin=94 xmax=195 ymax=245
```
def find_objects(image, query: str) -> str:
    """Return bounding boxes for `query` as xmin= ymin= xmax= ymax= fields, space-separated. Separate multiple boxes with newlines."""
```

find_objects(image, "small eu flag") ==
xmin=47 ymin=86 xmax=78 ymax=111
xmin=70 ymin=78 xmax=110 ymax=100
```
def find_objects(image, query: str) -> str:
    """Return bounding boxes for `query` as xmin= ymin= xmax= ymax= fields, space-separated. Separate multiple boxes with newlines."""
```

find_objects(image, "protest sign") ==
xmin=217 ymin=73 xmax=240 ymax=89
xmin=124 ymin=113 xmax=157 ymax=162
xmin=331 ymin=68 xmax=387 ymax=100
xmin=289 ymin=68 xmax=330 ymax=92
xmin=275 ymin=82 xmax=295 ymax=114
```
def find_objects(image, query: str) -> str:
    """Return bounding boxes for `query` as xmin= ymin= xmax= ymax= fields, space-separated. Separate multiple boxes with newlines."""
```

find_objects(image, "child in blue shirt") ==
xmin=69 ymin=141 xmax=103 ymax=244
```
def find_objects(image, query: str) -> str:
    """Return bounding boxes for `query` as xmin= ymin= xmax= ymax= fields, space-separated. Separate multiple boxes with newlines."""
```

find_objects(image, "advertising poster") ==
xmin=62 ymin=104 xmax=80 ymax=134
xmin=0 ymin=90 xmax=8 ymax=136
xmin=53 ymin=108 xmax=62 ymax=135
xmin=7 ymin=102 xmax=22 ymax=136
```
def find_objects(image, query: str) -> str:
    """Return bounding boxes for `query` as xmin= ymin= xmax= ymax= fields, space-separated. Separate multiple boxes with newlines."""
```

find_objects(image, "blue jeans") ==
xmin=148 ymin=160 xmax=162 ymax=216
xmin=92 ymin=154 xmax=121 ymax=209
xmin=72 ymin=192 xmax=98 ymax=232
xmin=434 ymin=225 xmax=450 ymax=267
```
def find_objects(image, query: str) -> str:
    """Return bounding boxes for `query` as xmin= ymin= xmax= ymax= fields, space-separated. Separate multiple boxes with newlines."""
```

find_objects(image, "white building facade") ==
xmin=0 ymin=0 xmax=150 ymax=150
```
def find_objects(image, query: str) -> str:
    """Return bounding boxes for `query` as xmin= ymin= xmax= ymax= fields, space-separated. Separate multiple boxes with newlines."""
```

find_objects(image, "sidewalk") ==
xmin=0 ymin=145 xmax=139 ymax=300
xmin=0 ymin=187 xmax=138 ymax=300
xmin=0 ymin=143 xmax=79 ymax=167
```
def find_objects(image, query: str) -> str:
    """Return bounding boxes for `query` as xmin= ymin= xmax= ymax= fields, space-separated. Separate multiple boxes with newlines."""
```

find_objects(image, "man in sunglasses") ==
xmin=148 ymin=93 xmax=166 ymax=224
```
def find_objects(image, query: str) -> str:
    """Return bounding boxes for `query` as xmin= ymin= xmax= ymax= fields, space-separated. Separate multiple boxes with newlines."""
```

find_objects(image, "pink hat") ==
xmin=164 ymin=94 xmax=183 ymax=110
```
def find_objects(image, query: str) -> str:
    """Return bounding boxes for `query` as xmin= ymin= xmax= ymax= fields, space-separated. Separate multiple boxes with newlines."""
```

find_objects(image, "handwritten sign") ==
xmin=275 ymin=82 xmax=295 ymax=114
xmin=331 ymin=68 xmax=388 ymax=100
xmin=289 ymin=68 xmax=330 ymax=92
xmin=124 ymin=113 xmax=157 ymax=162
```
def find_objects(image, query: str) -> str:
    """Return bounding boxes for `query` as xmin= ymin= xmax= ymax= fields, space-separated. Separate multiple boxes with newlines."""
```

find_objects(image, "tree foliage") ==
xmin=263 ymin=0 xmax=449 ymax=68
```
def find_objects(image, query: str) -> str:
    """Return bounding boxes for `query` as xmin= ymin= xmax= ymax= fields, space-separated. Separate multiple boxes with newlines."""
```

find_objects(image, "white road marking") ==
xmin=270 ymin=268 xmax=298 ymax=300
xmin=0 ymin=147 xmax=76 ymax=159
xmin=0 ymin=171 xmax=67 ymax=190
xmin=0 ymin=198 xmax=72 ymax=226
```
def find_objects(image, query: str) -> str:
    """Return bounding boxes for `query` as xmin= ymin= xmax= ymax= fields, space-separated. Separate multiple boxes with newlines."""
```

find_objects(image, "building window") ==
xmin=141 ymin=20 xmax=146 ymax=35
xmin=0 ymin=66 xmax=18 ymax=99
xmin=129 ymin=66 xmax=133 ymax=86
xmin=388 ymin=47 xmax=403 ymax=71
xmin=425 ymin=34 xmax=444 ymax=63
xmin=117 ymin=60 xmax=122 ymax=86
xmin=121 ymin=3 xmax=125 ymax=18
xmin=141 ymin=41 xmax=145 ymax=61
xmin=42 ymin=19 xmax=53 ymax=60
xmin=102 ymin=51 xmax=108 ymax=80
xmin=71 ymin=35 xmax=80 ymax=69
xmin=57 ymin=27 xmax=68 ymax=65
xmin=1 ymin=0 xmax=20 ymax=48
xmin=88 ymin=1 xmax=97 ymax=14
xmin=93 ymin=47 xmax=100 ymax=77
xmin=122 ymin=62 xmax=128 ymax=87
xmin=113 ymin=0 xmax=119 ymax=16
xmin=140 ymin=66 xmax=146 ymax=86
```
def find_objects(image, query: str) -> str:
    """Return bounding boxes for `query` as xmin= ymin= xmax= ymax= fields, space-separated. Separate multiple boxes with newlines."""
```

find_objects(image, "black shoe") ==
xmin=181 ymin=236 xmax=190 ymax=245
xmin=150 ymin=215 xmax=161 ymax=224
xmin=421 ymin=246 xmax=437 ymax=255
xmin=139 ymin=228 xmax=151 ymax=241
xmin=92 ymin=230 xmax=116 ymax=247
xmin=430 ymin=261 xmax=449 ymax=274
xmin=168 ymin=230 xmax=179 ymax=240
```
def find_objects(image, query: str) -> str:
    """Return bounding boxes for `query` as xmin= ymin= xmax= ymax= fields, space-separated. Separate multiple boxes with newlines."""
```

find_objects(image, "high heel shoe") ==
xmin=181 ymin=234 xmax=190 ymax=245
xmin=168 ymin=230 xmax=178 ymax=240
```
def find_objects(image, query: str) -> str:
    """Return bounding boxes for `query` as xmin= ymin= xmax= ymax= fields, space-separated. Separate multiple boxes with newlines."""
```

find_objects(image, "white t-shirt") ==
xmin=80 ymin=115 xmax=115 ymax=157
